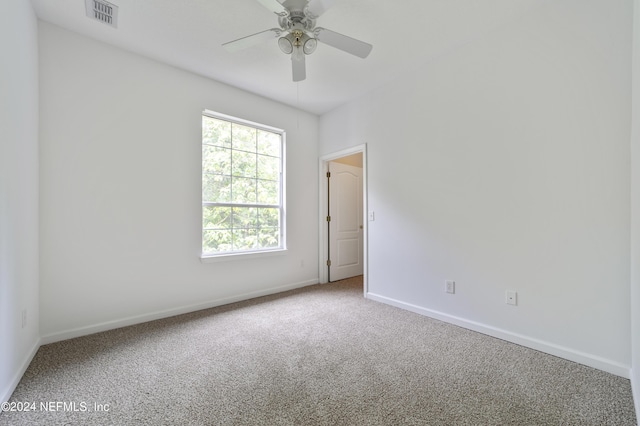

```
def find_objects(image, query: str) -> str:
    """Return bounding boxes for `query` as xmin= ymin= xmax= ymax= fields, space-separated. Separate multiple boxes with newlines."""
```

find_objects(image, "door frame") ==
xmin=318 ymin=144 xmax=368 ymax=295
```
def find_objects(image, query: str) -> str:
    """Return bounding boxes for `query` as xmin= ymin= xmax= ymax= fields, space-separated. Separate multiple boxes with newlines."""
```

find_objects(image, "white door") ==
xmin=328 ymin=161 xmax=363 ymax=281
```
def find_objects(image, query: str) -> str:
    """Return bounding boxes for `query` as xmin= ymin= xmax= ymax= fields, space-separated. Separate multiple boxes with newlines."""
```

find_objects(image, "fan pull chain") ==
xmin=296 ymin=82 xmax=300 ymax=130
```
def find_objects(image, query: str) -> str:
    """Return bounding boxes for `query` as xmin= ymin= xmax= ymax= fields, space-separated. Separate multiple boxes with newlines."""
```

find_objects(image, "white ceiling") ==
xmin=31 ymin=0 xmax=547 ymax=115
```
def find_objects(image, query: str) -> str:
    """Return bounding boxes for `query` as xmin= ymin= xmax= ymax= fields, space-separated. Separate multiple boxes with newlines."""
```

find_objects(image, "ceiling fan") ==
xmin=222 ymin=0 xmax=373 ymax=82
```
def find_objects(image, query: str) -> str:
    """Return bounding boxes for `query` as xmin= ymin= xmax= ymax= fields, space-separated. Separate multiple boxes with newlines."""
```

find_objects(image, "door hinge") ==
xmin=326 ymin=215 xmax=331 ymax=222
xmin=326 ymin=260 xmax=331 ymax=267
xmin=326 ymin=172 xmax=331 ymax=178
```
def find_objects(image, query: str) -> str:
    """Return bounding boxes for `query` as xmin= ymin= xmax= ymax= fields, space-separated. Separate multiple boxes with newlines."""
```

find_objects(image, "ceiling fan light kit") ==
xmin=303 ymin=37 xmax=317 ymax=55
xmin=223 ymin=0 xmax=372 ymax=82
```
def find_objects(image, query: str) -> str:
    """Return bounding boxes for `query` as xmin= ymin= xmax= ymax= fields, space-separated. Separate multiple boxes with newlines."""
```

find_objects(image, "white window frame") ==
xmin=200 ymin=110 xmax=286 ymax=261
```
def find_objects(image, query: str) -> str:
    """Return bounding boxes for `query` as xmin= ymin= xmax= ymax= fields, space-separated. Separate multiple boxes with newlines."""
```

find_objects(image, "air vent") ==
xmin=85 ymin=0 xmax=118 ymax=28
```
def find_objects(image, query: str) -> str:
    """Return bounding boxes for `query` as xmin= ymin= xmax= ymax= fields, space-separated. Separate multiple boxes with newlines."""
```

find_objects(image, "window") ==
xmin=201 ymin=111 xmax=285 ymax=256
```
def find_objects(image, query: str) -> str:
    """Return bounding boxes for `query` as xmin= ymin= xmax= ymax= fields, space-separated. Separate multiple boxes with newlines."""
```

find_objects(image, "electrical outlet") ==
xmin=21 ymin=309 xmax=27 ymax=328
xmin=445 ymin=280 xmax=455 ymax=294
xmin=506 ymin=291 xmax=517 ymax=306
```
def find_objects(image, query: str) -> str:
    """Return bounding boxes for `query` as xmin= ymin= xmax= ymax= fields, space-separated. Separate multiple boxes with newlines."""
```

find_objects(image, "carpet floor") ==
xmin=1 ymin=276 xmax=637 ymax=425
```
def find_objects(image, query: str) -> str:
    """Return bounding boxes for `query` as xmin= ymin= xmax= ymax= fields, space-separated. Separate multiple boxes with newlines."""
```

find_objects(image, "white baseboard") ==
xmin=1 ymin=338 xmax=41 ymax=404
xmin=41 ymin=278 xmax=319 ymax=345
xmin=366 ymin=292 xmax=631 ymax=379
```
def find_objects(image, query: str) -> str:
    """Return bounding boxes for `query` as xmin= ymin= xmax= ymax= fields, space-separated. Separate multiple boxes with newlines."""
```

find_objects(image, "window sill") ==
xmin=200 ymin=248 xmax=287 ymax=263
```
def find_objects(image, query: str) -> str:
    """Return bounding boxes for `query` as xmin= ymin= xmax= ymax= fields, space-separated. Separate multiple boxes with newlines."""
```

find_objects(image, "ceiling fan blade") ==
xmin=314 ymin=27 xmax=373 ymax=58
xmin=292 ymin=55 xmax=306 ymax=82
xmin=222 ymin=28 xmax=281 ymax=53
xmin=305 ymin=0 xmax=333 ymax=18
xmin=255 ymin=0 xmax=285 ymax=14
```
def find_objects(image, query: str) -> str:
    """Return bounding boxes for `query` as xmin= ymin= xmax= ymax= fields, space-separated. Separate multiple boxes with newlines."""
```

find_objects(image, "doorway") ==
xmin=319 ymin=145 xmax=368 ymax=294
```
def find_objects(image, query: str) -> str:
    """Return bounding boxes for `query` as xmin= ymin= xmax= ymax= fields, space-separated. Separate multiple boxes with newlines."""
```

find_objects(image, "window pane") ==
xmin=257 ymin=179 xmax=279 ymax=205
xmin=232 ymin=177 xmax=257 ymax=204
xmin=259 ymin=208 xmax=279 ymax=228
xmin=233 ymin=228 xmax=258 ymax=251
xmin=202 ymin=112 xmax=283 ymax=255
xmin=203 ymin=229 xmax=232 ymax=253
xmin=203 ymin=116 xmax=231 ymax=148
xmin=259 ymin=227 xmax=280 ymax=249
xmin=257 ymin=154 xmax=279 ymax=181
xmin=233 ymin=207 xmax=258 ymax=229
xmin=203 ymin=174 xmax=231 ymax=203
xmin=232 ymin=123 xmax=257 ymax=152
xmin=232 ymin=150 xmax=256 ymax=178
xmin=257 ymin=130 xmax=280 ymax=157
xmin=203 ymin=206 xmax=231 ymax=230
xmin=203 ymin=145 xmax=231 ymax=175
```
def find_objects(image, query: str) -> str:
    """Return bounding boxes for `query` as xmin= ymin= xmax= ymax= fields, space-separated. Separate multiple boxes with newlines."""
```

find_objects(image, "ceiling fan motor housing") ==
xmin=278 ymin=9 xmax=315 ymax=31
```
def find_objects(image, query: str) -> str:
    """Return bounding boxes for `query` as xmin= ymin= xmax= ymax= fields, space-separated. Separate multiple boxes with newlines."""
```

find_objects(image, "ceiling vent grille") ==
xmin=85 ymin=0 xmax=118 ymax=28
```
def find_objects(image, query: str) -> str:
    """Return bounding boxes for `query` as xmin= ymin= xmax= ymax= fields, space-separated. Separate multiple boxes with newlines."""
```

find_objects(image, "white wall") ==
xmin=320 ymin=0 xmax=632 ymax=376
xmin=0 ymin=0 xmax=40 ymax=402
xmin=38 ymin=22 xmax=319 ymax=340
xmin=631 ymin=0 xmax=640 ymax=413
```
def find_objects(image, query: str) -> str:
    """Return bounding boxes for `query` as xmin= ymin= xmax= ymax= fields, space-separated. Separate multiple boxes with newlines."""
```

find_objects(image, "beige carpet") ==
xmin=1 ymin=276 xmax=637 ymax=425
